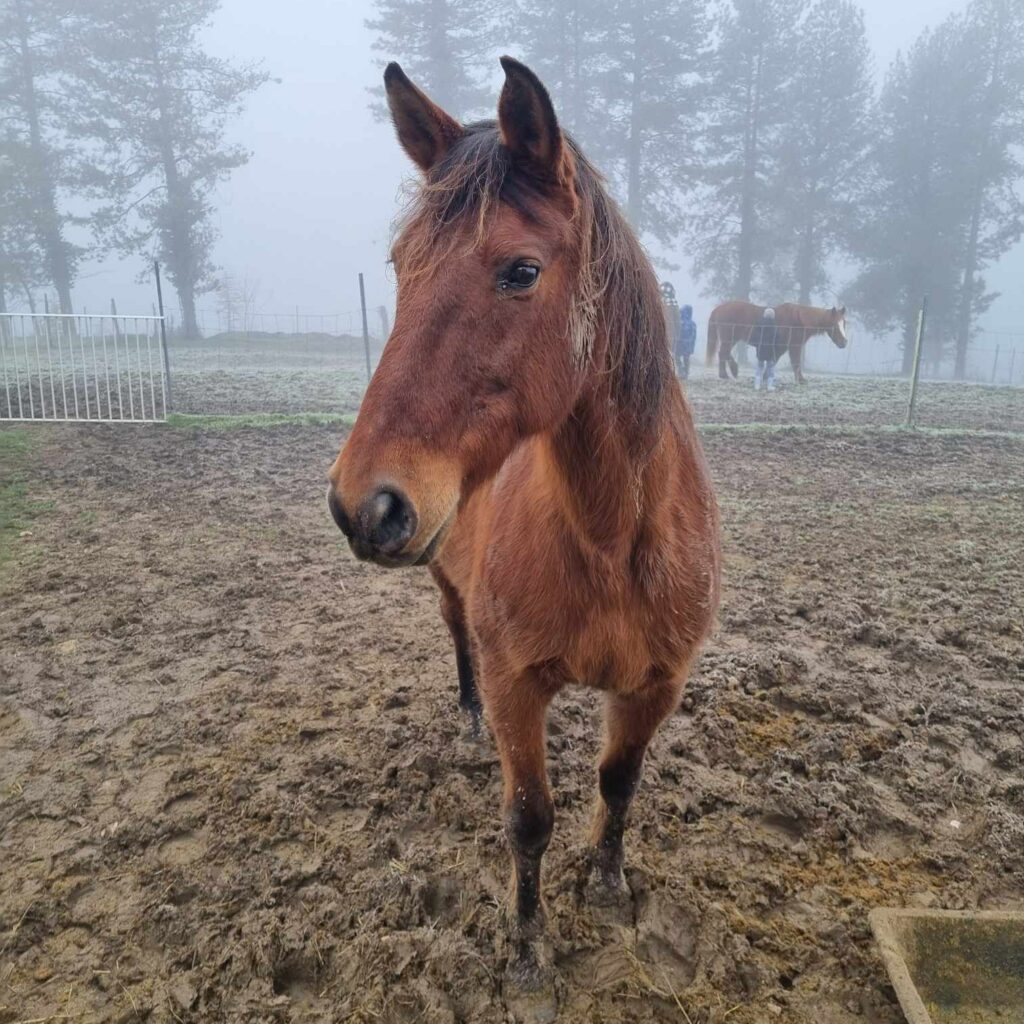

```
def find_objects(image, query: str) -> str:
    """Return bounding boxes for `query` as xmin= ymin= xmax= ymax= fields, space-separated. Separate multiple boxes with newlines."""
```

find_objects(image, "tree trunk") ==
xmin=796 ymin=220 xmax=815 ymax=305
xmin=570 ymin=0 xmax=582 ymax=134
xmin=954 ymin=188 xmax=981 ymax=379
xmin=625 ymin=35 xmax=643 ymax=229
xmin=14 ymin=0 xmax=73 ymax=313
xmin=148 ymin=19 xmax=200 ymax=338
xmin=427 ymin=0 xmax=456 ymax=111
xmin=796 ymin=116 xmax=824 ymax=305
xmin=736 ymin=45 xmax=764 ymax=302
xmin=178 ymin=284 xmax=199 ymax=340
xmin=954 ymin=14 xmax=1007 ymax=380
xmin=20 ymin=278 xmax=37 ymax=313
xmin=901 ymin=298 xmax=920 ymax=376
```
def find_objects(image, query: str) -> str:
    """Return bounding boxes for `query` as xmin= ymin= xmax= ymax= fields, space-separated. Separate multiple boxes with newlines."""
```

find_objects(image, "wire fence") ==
xmin=0 ymin=314 xmax=169 ymax=423
xmin=2 ymin=307 xmax=1021 ymax=433
xmin=130 ymin=306 xmax=382 ymax=416
xmin=170 ymin=306 xmax=390 ymax=343
xmin=804 ymin=328 xmax=1022 ymax=388
xmin=694 ymin=315 xmax=1023 ymax=433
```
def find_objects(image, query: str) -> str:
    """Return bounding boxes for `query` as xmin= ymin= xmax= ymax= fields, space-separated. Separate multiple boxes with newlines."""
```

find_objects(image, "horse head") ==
xmin=328 ymin=58 xmax=586 ymax=567
xmin=827 ymin=305 xmax=849 ymax=348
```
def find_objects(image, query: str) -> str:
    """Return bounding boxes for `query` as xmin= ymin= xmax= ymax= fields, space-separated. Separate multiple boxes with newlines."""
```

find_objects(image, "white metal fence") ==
xmin=0 ymin=314 xmax=170 ymax=423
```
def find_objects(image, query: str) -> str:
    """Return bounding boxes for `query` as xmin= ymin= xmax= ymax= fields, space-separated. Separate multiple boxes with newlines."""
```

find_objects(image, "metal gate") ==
xmin=0 ymin=314 xmax=169 ymax=423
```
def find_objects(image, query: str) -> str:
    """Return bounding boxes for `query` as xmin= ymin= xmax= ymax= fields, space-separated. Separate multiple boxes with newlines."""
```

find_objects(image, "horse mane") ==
xmin=394 ymin=122 xmax=671 ymax=448
xmin=785 ymin=302 xmax=836 ymax=333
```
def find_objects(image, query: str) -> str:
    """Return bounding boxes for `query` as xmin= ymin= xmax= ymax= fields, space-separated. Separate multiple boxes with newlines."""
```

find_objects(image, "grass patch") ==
xmin=166 ymin=411 xmax=356 ymax=430
xmin=698 ymin=422 xmax=1024 ymax=440
xmin=0 ymin=429 xmax=36 ymax=460
xmin=0 ymin=428 xmax=52 ymax=572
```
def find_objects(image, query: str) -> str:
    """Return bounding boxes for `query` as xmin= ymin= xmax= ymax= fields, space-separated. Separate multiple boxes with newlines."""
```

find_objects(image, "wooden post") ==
xmin=991 ymin=345 xmax=1000 ymax=383
xmin=111 ymin=297 xmax=123 ymax=341
xmin=906 ymin=296 xmax=927 ymax=428
xmin=154 ymin=261 xmax=173 ymax=413
xmin=1008 ymin=348 xmax=1016 ymax=386
xmin=359 ymin=273 xmax=372 ymax=382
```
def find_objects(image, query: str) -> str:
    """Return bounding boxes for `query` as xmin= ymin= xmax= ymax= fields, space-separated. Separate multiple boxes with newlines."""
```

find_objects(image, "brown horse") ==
xmin=707 ymin=299 xmax=848 ymax=383
xmin=327 ymin=58 xmax=720 ymax=984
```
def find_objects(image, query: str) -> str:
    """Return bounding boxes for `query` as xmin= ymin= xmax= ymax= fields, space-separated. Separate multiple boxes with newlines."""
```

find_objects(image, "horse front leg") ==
xmin=432 ymin=566 xmax=483 ymax=735
xmin=590 ymin=681 xmax=681 ymax=900
xmin=718 ymin=339 xmax=732 ymax=380
xmin=481 ymin=664 xmax=557 ymax=980
xmin=789 ymin=341 xmax=805 ymax=384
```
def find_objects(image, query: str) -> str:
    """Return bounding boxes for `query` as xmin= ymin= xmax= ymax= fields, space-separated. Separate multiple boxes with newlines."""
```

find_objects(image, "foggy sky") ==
xmin=72 ymin=0 xmax=1024 ymax=339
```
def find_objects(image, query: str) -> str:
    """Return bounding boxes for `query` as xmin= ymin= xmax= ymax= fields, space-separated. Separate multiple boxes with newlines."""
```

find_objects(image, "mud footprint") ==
xmin=158 ymin=830 xmax=208 ymax=866
xmin=634 ymin=892 xmax=699 ymax=986
xmin=164 ymin=792 xmax=203 ymax=816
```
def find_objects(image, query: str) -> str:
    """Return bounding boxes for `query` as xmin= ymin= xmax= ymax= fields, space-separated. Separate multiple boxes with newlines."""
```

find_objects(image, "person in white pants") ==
xmin=751 ymin=307 xmax=783 ymax=392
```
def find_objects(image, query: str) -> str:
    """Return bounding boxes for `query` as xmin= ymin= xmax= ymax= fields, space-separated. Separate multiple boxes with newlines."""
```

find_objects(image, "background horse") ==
xmin=327 ymin=58 xmax=720 ymax=987
xmin=707 ymin=300 xmax=848 ymax=382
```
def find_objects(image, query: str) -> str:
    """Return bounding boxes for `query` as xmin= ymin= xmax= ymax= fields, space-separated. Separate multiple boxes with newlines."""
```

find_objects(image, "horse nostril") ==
xmin=364 ymin=487 xmax=417 ymax=556
xmin=327 ymin=487 xmax=352 ymax=538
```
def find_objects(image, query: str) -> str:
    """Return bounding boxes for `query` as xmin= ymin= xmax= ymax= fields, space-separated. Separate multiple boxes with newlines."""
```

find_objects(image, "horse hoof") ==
xmin=463 ymin=709 xmax=483 ymax=741
xmin=504 ymin=943 xmax=557 ymax=1023
xmin=585 ymin=865 xmax=634 ymax=924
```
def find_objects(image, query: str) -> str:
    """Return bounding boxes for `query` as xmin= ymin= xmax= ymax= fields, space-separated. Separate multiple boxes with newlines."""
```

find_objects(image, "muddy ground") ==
xmin=1 ymin=416 xmax=1023 ymax=1024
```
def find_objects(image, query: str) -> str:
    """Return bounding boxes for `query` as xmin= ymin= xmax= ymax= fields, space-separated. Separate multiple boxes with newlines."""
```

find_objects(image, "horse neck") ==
xmin=800 ymin=306 xmax=832 ymax=334
xmin=546 ymin=333 xmax=679 ymax=552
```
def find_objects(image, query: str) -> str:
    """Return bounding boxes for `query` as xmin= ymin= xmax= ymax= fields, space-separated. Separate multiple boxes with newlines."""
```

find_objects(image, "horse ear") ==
xmin=497 ymin=56 xmax=572 ymax=184
xmin=384 ymin=63 xmax=464 ymax=173
xmin=830 ymin=306 xmax=838 ymax=316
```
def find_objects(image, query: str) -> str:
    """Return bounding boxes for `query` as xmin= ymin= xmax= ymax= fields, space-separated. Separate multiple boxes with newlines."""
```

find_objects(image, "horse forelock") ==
xmin=392 ymin=123 xmax=670 ymax=444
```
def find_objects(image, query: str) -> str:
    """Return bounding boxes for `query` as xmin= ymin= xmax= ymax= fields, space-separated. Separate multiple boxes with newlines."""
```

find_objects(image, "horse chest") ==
xmin=473 ymin=530 xmax=693 ymax=692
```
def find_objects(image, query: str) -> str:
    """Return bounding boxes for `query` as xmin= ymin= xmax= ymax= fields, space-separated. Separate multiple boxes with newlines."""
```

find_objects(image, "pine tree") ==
xmin=0 ymin=133 xmax=49 ymax=311
xmin=514 ymin=0 xmax=708 ymax=244
xmin=774 ymin=0 xmax=873 ymax=305
xmin=846 ymin=22 xmax=970 ymax=372
xmin=0 ymin=0 xmax=82 ymax=312
xmin=590 ymin=0 xmax=708 ymax=241
xmin=68 ymin=0 xmax=270 ymax=337
xmin=512 ymin=0 xmax=597 ymax=143
xmin=366 ymin=0 xmax=494 ymax=121
xmin=950 ymin=0 xmax=1024 ymax=378
xmin=690 ymin=0 xmax=808 ymax=301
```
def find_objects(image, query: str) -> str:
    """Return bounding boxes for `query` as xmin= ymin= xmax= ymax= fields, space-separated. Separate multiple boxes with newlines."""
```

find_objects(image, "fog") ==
xmin=8 ymin=0 xmax=1024 ymax=372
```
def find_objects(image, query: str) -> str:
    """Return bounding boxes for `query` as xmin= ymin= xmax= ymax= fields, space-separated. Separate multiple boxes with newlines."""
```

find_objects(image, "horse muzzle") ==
xmin=327 ymin=484 xmax=452 ymax=568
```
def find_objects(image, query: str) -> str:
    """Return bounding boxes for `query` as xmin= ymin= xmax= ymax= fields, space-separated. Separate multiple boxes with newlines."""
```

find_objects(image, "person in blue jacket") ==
xmin=678 ymin=304 xmax=697 ymax=379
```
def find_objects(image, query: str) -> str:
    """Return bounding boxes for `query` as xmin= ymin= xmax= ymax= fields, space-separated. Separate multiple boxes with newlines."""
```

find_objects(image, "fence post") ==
xmin=1008 ymin=348 xmax=1016 ymax=386
xmin=154 ymin=261 xmax=174 ymax=413
xmin=358 ymin=273 xmax=372 ymax=383
xmin=905 ymin=296 xmax=927 ymax=428
xmin=991 ymin=345 xmax=1000 ymax=384
xmin=111 ymin=297 xmax=123 ymax=342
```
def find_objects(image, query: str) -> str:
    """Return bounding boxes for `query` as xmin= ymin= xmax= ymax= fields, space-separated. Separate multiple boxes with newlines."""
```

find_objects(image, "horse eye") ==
xmin=499 ymin=262 xmax=540 ymax=292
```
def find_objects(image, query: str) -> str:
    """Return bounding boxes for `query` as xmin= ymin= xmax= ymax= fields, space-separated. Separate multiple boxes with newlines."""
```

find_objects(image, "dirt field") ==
xmin=1 ymin=407 xmax=1023 ymax=1023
